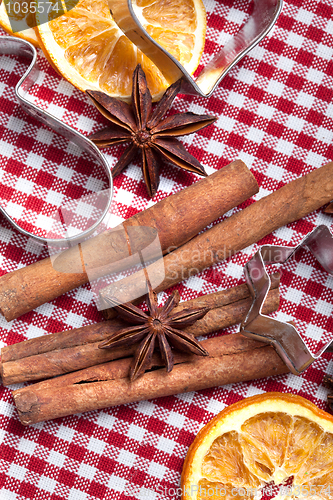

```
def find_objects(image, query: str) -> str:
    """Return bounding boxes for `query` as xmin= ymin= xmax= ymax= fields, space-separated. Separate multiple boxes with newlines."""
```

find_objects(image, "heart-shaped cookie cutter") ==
xmin=0 ymin=36 xmax=113 ymax=247
xmin=109 ymin=0 xmax=283 ymax=97
xmin=241 ymin=225 xmax=333 ymax=375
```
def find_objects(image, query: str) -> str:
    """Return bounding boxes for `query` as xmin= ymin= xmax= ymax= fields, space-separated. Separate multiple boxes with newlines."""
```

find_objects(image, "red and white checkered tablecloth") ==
xmin=1 ymin=0 xmax=333 ymax=498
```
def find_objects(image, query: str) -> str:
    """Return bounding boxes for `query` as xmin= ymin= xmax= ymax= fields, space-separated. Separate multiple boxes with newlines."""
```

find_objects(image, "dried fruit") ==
xmin=181 ymin=392 xmax=333 ymax=500
xmin=35 ymin=0 xmax=207 ymax=100
xmin=0 ymin=0 xmax=38 ymax=46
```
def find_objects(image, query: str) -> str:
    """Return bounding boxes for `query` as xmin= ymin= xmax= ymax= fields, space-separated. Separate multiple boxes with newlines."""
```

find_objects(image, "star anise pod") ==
xmin=323 ymin=375 xmax=333 ymax=412
xmin=86 ymin=65 xmax=216 ymax=197
xmin=99 ymin=280 xmax=209 ymax=381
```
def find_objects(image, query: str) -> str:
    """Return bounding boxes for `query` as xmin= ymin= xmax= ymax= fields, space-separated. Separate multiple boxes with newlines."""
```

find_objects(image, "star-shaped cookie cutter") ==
xmin=241 ymin=225 xmax=333 ymax=375
xmin=0 ymin=36 xmax=113 ymax=247
xmin=109 ymin=0 xmax=283 ymax=97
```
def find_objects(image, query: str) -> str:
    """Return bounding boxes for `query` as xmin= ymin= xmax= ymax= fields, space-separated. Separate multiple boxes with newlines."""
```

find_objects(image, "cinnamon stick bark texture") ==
xmin=100 ymin=161 xmax=333 ymax=306
xmin=0 ymin=275 xmax=280 ymax=385
xmin=12 ymin=334 xmax=289 ymax=425
xmin=0 ymin=160 xmax=258 ymax=321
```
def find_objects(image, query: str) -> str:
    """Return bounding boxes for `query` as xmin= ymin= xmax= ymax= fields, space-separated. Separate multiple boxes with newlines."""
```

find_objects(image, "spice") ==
xmin=0 ymin=275 xmax=280 ymax=386
xmin=100 ymin=160 xmax=333 ymax=307
xmin=0 ymin=160 xmax=258 ymax=322
xmin=12 ymin=333 xmax=289 ymax=426
xmin=87 ymin=64 xmax=216 ymax=197
xmin=324 ymin=202 xmax=333 ymax=214
xmin=100 ymin=280 xmax=208 ymax=380
xmin=323 ymin=375 xmax=333 ymax=411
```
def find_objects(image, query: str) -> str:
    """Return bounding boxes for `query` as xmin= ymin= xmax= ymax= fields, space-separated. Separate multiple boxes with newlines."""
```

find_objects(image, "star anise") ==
xmin=323 ymin=375 xmax=333 ymax=412
xmin=99 ymin=280 xmax=209 ymax=381
xmin=86 ymin=65 xmax=216 ymax=197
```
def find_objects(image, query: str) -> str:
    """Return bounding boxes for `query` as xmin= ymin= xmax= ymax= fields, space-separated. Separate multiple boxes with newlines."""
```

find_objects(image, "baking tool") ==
xmin=109 ymin=0 xmax=284 ymax=97
xmin=241 ymin=225 xmax=333 ymax=375
xmin=0 ymin=0 xmax=283 ymax=243
xmin=0 ymin=36 xmax=113 ymax=247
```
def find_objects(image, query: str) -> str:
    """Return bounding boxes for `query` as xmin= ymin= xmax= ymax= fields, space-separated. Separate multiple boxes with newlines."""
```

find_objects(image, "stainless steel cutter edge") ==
xmin=109 ymin=0 xmax=283 ymax=97
xmin=0 ymin=36 xmax=113 ymax=247
xmin=240 ymin=225 xmax=333 ymax=375
xmin=0 ymin=0 xmax=285 ymax=243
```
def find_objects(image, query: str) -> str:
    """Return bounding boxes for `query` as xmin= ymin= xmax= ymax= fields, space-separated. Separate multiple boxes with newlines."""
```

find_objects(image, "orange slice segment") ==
xmin=202 ymin=431 xmax=261 ymax=489
xmin=35 ymin=0 xmax=206 ymax=100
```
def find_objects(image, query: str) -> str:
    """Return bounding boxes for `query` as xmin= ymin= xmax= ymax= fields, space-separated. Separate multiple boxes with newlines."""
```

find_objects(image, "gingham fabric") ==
xmin=1 ymin=0 xmax=333 ymax=498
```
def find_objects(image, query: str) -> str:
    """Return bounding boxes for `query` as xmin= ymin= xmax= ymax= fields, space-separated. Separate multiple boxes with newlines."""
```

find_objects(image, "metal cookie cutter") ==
xmin=0 ymin=36 xmax=113 ymax=247
xmin=109 ymin=0 xmax=283 ymax=97
xmin=241 ymin=225 xmax=333 ymax=375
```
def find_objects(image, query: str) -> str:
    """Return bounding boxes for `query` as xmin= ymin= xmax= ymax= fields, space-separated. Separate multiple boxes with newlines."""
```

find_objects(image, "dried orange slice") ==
xmin=181 ymin=393 xmax=333 ymax=499
xmin=35 ymin=0 xmax=206 ymax=100
xmin=0 ymin=0 xmax=39 ymax=46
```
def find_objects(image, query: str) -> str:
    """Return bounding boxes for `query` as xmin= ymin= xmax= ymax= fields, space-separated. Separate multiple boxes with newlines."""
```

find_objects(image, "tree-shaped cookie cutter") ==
xmin=0 ymin=36 xmax=113 ymax=247
xmin=241 ymin=225 xmax=333 ymax=375
xmin=109 ymin=0 xmax=283 ymax=97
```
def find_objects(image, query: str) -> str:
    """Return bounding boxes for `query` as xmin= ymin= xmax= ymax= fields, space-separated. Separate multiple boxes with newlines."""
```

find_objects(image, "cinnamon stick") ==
xmin=324 ymin=202 xmax=333 ymax=214
xmin=0 ymin=160 xmax=258 ymax=321
xmin=12 ymin=333 xmax=289 ymax=425
xmin=100 ymin=161 xmax=333 ymax=307
xmin=0 ymin=275 xmax=280 ymax=385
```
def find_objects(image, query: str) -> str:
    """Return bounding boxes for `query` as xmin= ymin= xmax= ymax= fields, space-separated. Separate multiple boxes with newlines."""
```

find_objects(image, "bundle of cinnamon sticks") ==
xmin=1 ymin=159 xmax=333 ymax=425
xmin=0 ymin=159 xmax=258 ymax=321
xmin=13 ymin=334 xmax=288 ymax=425
xmin=1 ymin=274 xmax=280 ymax=386
xmin=7 ymin=275 xmax=284 ymax=424
xmin=2 ymin=160 xmax=333 ymax=320
xmin=100 ymin=160 xmax=333 ymax=309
